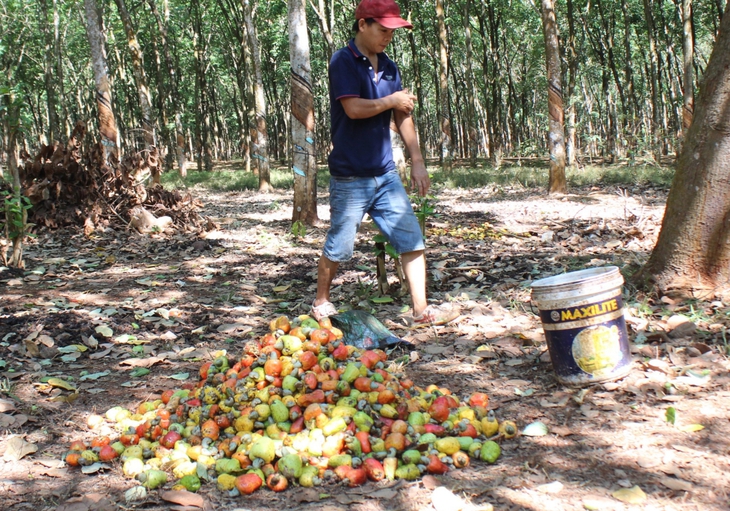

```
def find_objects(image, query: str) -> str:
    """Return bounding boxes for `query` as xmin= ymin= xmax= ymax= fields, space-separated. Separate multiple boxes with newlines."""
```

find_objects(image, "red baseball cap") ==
xmin=355 ymin=0 xmax=413 ymax=29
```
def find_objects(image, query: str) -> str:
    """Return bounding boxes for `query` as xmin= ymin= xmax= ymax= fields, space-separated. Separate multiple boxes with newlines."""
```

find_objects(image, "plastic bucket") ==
xmin=531 ymin=266 xmax=632 ymax=386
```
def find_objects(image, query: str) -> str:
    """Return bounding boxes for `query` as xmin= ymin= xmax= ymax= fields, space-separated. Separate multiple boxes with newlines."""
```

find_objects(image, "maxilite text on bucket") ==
xmin=553 ymin=298 xmax=620 ymax=323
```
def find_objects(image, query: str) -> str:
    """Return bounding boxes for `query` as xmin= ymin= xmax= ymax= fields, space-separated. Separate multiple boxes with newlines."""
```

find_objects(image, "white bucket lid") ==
xmin=531 ymin=266 xmax=622 ymax=293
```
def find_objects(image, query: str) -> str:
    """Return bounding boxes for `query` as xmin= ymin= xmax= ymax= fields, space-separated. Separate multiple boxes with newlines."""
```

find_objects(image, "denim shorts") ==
xmin=323 ymin=170 xmax=425 ymax=262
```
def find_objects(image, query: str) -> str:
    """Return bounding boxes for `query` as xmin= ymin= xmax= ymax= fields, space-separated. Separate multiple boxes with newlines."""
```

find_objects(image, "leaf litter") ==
xmin=0 ymin=184 xmax=729 ymax=510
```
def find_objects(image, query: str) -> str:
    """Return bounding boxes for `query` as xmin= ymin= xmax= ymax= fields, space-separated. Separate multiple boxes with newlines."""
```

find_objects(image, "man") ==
xmin=311 ymin=0 xmax=447 ymax=325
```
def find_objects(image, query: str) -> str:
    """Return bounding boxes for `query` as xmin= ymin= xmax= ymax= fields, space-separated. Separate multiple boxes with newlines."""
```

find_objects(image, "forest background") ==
xmin=1 ymin=1 xmax=730 ymax=509
xmin=1 ymin=0 xmax=724 ymax=180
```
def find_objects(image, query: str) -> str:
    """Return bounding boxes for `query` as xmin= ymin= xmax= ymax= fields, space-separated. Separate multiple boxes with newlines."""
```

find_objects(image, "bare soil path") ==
xmin=1 ymin=182 xmax=729 ymax=511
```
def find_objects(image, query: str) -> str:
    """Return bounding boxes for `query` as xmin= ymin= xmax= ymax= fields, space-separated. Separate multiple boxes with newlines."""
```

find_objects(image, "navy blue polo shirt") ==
xmin=328 ymin=39 xmax=402 ymax=177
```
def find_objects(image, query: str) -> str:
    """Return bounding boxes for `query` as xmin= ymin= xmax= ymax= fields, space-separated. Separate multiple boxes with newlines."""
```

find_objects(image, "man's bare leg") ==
xmin=401 ymin=249 xmax=428 ymax=317
xmin=314 ymin=255 xmax=340 ymax=307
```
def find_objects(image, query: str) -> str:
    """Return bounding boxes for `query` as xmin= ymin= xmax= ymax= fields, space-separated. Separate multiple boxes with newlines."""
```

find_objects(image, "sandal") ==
xmin=311 ymin=300 xmax=338 ymax=321
xmin=412 ymin=305 xmax=459 ymax=327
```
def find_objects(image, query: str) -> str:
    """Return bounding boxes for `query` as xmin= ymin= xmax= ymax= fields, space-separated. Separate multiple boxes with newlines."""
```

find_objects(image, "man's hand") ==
xmin=390 ymin=90 xmax=417 ymax=115
xmin=411 ymin=159 xmax=430 ymax=197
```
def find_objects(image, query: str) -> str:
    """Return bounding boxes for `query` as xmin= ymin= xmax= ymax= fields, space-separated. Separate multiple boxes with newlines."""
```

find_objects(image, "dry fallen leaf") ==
xmin=45 ymin=377 xmax=76 ymax=391
xmin=37 ymin=334 xmax=55 ymax=347
xmin=37 ymin=467 xmax=69 ymax=478
xmin=424 ymin=345 xmax=449 ymax=355
xmin=120 ymin=355 xmax=166 ymax=368
xmin=24 ymin=339 xmax=41 ymax=357
xmin=89 ymin=347 xmax=113 ymax=359
xmin=3 ymin=436 xmax=38 ymax=461
xmin=550 ymin=425 xmax=573 ymax=437
xmin=612 ymin=485 xmax=647 ymax=505
xmin=421 ymin=475 xmax=443 ymax=490
xmin=216 ymin=323 xmax=252 ymax=333
xmin=55 ymin=493 xmax=116 ymax=511
xmin=0 ymin=413 xmax=25 ymax=428
xmin=293 ymin=488 xmax=322 ymax=503
xmin=677 ymin=423 xmax=704 ymax=432
xmin=160 ymin=490 xmax=205 ymax=508
xmin=659 ymin=477 xmax=693 ymax=492
xmin=537 ymin=481 xmax=564 ymax=494
xmin=334 ymin=492 xmax=365 ymax=505
xmin=366 ymin=488 xmax=399 ymax=499
xmin=0 ymin=398 xmax=16 ymax=413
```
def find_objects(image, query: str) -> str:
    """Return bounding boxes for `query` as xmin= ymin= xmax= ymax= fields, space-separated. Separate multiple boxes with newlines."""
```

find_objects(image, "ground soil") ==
xmin=1 ymin=180 xmax=729 ymax=511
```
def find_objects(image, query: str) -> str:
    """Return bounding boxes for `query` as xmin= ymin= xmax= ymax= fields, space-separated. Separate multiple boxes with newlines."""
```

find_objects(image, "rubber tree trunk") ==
xmin=402 ymin=0 xmax=426 ymax=159
xmin=565 ymin=0 xmax=578 ymax=166
xmin=191 ymin=0 xmax=213 ymax=172
xmin=147 ymin=0 xmax=186 ymax=177
xmin=541 ymin=0 xmax=566 ymax=193
xmin=435 ymin=0 xmax=452 ymax=172
xmin=641 ymin=1 xmax=730 ymax=298
xmin=288 ymin=0 xmax=319 ymax=226
xmin=464 ymin=0 xmax=477 ymax=166
xmin=3 ymin=97 xmax=24 ymax=268
xmin=682 ymin=0 xmax=694 ymax=134
xmin=242 ymin=0 xmax=273 ymax=192
xmin=83 ymin=0 xmax=118 ymax=164
xmin=643 ymin=0 xmax=662 ymax=162
xmin=114 ymin=0 xmax=159 ymax=184
xmin=54 ymin=0 xmax=69 ymax=138
xmin=39 ymin=0 xmax=60 ymax=144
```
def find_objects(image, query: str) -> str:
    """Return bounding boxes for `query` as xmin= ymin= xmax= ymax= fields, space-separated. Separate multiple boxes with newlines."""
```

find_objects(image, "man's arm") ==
xmin=340 ymin=90 xmax=415 ymax=119
xmin=394 ymin=109 xmax=430 ymax=197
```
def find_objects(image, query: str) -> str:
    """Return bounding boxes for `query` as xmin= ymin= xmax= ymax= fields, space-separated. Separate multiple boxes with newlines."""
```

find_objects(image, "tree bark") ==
xmin=464 ymin=0 xmax=477 ymax=166
xmin=541 ymin=0 xmax=566 ymax=193
xmin=53 ymin=0 xmax=69 ymax=139
xmin=288 ymin=0 xmax=319 ymax=226
xmin=114 ymin=0 xmax=159 ymax=183
xmin=83 ymin=0 xmax=118 ymax=164
xmin=477 ymin=0 xmax=503 ymax=165
xmin=3 ymin=95 xmax=24 ymax=268
xmin=146 ymin=0 xmax=186 ymax=177
xmin=565 ymin=0 xmax=578 ymax=166
xmin=191 ymin=0 xmax=213 ymax=172
xmin=641 ymin=1 xmax=730 ymax=298
xmin=682 ymin=0 xmax=694 ymax=134
xmin=39 ymin=0 xmax=60 ymax=144
xmin=242 ymin=0 xmax=273 ymax=192
xmin=402 ymin=0 xmax=426 ymax=159
xmin=643 ymin=0 xmax=662 ymax=162
xmin=435 ymin=0 xmax=452 ymax=172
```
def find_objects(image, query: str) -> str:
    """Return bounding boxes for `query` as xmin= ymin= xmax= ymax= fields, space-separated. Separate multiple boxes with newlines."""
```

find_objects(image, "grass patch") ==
xmin=161 ymin=161 xmax=331 ymax=191
xmin=429 ymin=162 xmax=674 ymax=189
xmin=567 ymin=164 xmax=675 ymax=187
xmin=162 ymin=159 xmax=674 ymax=192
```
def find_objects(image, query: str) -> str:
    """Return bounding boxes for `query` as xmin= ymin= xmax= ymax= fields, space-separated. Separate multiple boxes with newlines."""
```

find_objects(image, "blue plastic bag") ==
xmin=330 ymin=310 xmax=412 ymax=349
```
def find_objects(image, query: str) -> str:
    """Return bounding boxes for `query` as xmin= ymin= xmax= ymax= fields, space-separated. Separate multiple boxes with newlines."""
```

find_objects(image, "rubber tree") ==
xmin=242 ymin=0 xmax=273 ymax=192
xmin=435 ymin=0 xmax=452 ymax=172
xmin=541 ymin=0 xmax=566 ymax=193
xmin=288 ymin=0 xmax=319 ymax=226
xmin=640 ymin=1 xmax=730 ymax=298
xmin=682 ymin=0 xmax=694 ymax=134
xmin=114 ymin=0 xmax=160 ymax=184
xmin=83 ymin=0 xmax=118 ymax=164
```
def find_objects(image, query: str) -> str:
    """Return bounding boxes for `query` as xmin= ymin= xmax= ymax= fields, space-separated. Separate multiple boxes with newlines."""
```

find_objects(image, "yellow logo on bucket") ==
xmin=560 ymin=299 xmax=619 ymax=322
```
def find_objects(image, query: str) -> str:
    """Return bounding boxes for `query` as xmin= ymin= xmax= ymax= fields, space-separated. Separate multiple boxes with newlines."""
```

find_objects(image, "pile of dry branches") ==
xmin=18 ymin=121 xmax=207 ymax=235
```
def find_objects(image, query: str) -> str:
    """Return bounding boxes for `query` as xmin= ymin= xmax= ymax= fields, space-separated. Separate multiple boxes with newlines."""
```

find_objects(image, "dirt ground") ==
xmin=1 ymin=180 xmax=729 ymax=511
